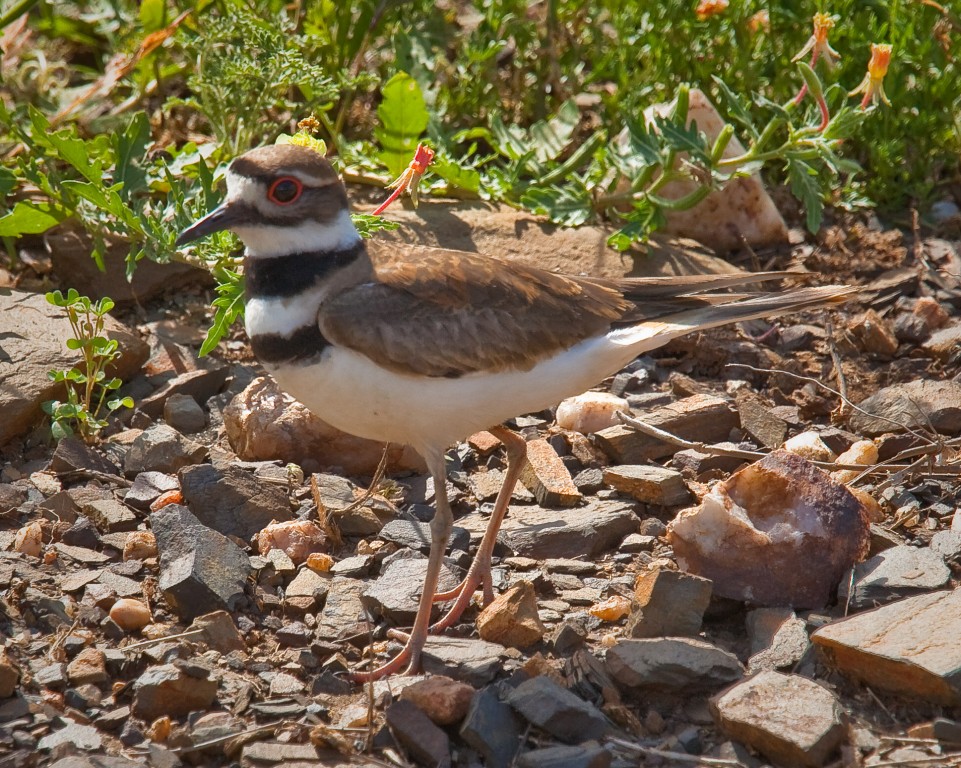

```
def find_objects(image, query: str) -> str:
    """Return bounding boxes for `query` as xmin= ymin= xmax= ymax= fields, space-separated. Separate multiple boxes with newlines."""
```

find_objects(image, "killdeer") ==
xmin=177 ymin=143 xmax=853 ymax=680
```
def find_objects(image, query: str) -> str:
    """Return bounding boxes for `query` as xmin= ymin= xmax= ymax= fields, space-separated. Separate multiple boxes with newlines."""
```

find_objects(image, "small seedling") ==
xmin=43 ymin=289 xmax=134 ymax=442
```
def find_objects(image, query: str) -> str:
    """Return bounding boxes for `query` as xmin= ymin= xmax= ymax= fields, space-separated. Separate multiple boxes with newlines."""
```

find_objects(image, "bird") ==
xmin=176 ymin=143 xmax=853 ymax=681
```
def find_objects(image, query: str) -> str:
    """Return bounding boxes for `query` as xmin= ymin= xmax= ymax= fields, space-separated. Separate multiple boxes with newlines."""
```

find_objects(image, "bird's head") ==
xmin=175 ymin=144 xmax=358 ymax=257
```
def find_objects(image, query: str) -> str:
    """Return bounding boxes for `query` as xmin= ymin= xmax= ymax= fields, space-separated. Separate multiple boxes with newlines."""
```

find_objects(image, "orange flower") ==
xmin=793 ymin=12 xmax=840 ymax=107
xmin=793 ymin=13 xmax=840 ymax=69
xmin=695 ymin=0 xmax=729 ymax=21
xmin=747 ymin=10 xmax=770 ymax=34
xmin=371 ymin=144 xmax=436 ymax=215
xmin=849 ymin=43 xmax=893 ymax=109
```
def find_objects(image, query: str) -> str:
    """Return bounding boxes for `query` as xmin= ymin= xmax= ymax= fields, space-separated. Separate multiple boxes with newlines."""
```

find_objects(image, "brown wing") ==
xmin=320 ymin=246 xmax=804 ymax=378
xmin=320 ymin=247 xmax=630 ymax=377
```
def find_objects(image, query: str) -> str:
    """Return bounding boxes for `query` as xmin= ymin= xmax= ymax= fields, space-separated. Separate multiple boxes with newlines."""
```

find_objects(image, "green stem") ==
xmin=648 ymin=185 xmax=712 ymax=211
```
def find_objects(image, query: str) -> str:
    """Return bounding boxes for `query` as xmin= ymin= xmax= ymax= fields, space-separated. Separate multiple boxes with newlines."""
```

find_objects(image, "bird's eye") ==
xmin=267 ymin=177 xmax=303 ymax=205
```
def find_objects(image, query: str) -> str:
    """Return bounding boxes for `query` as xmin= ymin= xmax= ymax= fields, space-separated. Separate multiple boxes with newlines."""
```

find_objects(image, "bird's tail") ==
xmin=610 ymin=284 xmax=857 ymax=351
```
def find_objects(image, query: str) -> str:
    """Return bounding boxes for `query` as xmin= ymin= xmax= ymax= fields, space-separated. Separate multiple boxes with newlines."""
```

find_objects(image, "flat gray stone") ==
xmin=379 ymin=518 xmax=470 ymax=554
xmin=930 ymin=531 xmax=961 ymax=562
xmin=124 ymin=472 xmax=178 ymax=511
xmin=517 ymin=742 xmax=612 ymax=768
xmin=606 ymin=638 xmax=744 ymax=693
xmin=423 ymin=636 xmax=505 ymax=686
xmin=712 ymin=670 xmax=845 ymax=768
xmin=849 ymin=380 xmax=961 ymax=436
xmin=150 ymin=504 xmax=250 ymax=620
xmin=385 ymin=700 xmax=451 ymax=768
xmin=315 ymin=577 xmax=366 ymax=640
xmin=124 ymin=424 xmax=206 ymax=475
xmin=163 ymin=393 xmax=206 ymax=433
xmin=627 ymin=569 xmax=712 ymax=638
xmin=456 ymin=499 xmax=636 ymax=559
xmin=37 ymin=722 xmax=103 ymax=751
xmin=361 ymin=553 xmax=459 ymax=624
xmin=50 ymin=438 xmax=119 ymax=476
xmin=746 ymin=607 xmax=810 ymax=673
xmin=178 ymin=463 xmax=291 ymax=540
xmin=839 ymin=545 xmax=950 ymax=610
xmin=81 ymin=498 xmax=138 ymax=533
xmin=507 ymin=676 xmax=610 ymax=743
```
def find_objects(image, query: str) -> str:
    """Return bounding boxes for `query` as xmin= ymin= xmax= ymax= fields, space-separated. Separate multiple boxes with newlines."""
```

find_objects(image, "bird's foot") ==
xmin=348 ymin=636 xmax=421 ymax=682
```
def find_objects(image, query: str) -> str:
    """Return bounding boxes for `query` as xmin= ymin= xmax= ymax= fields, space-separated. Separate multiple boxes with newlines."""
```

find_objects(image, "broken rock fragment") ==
xmin=150 ymin=504 xmax=251 ymax=620
xmin=627 ymin=568 xmax=712 ymax=638
xmin=256 ymin=519 xmax=327 ymax=564
xmin=812 ymin=589 xmax=961 ymax=705
xmin=476 ymin=580 xmax=547 ymax=649
xmin=507 ymin=675 xmax=610 ymax=743
xmin=606 ymin=638 xmax=744 ymax=694
xmin=839 ymin=545 xmax=950 ymax=610
xmin=668 ymin=450 xmax=870 ymax=608
xmin=712 ymin=670 xmax=845 ymax=768
xmin=132 ymin=662 xmax=218 ymax=719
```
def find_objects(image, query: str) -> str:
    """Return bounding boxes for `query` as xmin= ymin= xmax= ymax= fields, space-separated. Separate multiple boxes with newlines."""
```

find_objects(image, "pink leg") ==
xmin=428 ymin=426 xmax=527 ymax=633
xmin=350 ymin=448 xmax=452 ymax=682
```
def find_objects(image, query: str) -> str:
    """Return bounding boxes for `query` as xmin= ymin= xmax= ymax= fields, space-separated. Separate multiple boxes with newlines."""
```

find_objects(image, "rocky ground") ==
xmin=1 ymin=204 xmax=960 ymax=768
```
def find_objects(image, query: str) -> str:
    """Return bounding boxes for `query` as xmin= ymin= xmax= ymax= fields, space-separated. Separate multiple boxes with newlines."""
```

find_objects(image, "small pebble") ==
xmin=109 ymin=598 xmax=152 ymax=632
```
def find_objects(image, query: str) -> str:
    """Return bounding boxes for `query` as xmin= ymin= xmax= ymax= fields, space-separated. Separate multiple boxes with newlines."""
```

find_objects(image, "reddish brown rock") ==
xmin=668 ymin=450 xmax=870 ymax=608
xmin=628 ymin=569 xmax=712 ymax=638
xmin=602 ymin=465 xmax=690 ymax=506
xmin=519 ymin=439 xmax=581 ymax=507
xmin=477 ymin=581 xmax=547 ymax=649
xmin=224 ymin=377 xmax=424 ymax=475
xmin=851 ymin=309 xmax=899 ymax=357
xmin=67 ymin=647 xmax=109 ymax=686
xmin=812 ymin=590 xmax=961 ymax=705
xmin=400 ymin=676 xmax=475 ymax=725
xmin=712 ymin=670 xmax=845 ymax=767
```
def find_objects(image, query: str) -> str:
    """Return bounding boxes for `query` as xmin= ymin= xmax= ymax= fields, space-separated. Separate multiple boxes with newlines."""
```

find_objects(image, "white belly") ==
xmin=264 ymin=325 xmax=669 ymax=456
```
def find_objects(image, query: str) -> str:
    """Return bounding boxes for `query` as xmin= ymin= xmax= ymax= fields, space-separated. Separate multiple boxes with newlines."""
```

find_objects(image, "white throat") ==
xmin=234 ymin=208 xmax=360 ymax=258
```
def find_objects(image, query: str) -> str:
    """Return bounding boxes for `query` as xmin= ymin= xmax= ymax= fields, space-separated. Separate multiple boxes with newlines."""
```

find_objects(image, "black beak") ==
xmin=175 ymin=202 xmax=245 ymax=247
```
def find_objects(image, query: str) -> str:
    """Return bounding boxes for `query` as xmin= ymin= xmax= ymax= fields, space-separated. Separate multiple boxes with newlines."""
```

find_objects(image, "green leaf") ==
xmin=351 ymin=213 xmax=401 ymax=238
xmin=787 ymin=157 xmax=824 ymax=234
xmin=138 ymin=0 xmax=165 ymax=31
xmin=529 ymin=99 xmax=580 ymax=163
xmin=654 ymin=116 xmax=709 ymax=163
xmin=0 ymin=201 xmax=65 ymax=236
xmin=199 ymin=268 xmax=245 ymax=357
xmin=114 ymin=112 xmax=151 ymax=200
xmin=29 ymin=107 xmax=104 ymax=184
xmin=431 ymin=156 xmax=481 ymax=193
xmin=375 ymin=72 xmax=429 ymax=177
xmin=520 ymin=183 xmax=593 ymax=227
xmin=0 ymin=166 xmax=16 ymax=197
xmin=607 ymin=198 xmax=667 ymax=250
xmin=50 ymin=420 xmax=72 ymax=441
xmin=711 ymin=76 xmax=759 ymax=141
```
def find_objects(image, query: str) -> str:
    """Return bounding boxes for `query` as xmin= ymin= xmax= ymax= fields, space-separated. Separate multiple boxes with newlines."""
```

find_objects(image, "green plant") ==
xmin=42 ymin=289 xmax=134 ymax=442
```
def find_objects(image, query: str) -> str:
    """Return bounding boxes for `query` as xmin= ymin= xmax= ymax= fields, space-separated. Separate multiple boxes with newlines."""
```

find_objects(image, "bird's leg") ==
xmin=350 ymin=449 xmax=452 ymax=682
xmin=429 ymin=426 xmax=527 ymax=633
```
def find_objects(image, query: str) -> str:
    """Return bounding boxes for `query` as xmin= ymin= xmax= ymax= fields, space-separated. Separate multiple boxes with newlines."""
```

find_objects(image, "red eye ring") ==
xmin=267 ymin=176 xmax=303 ymax=205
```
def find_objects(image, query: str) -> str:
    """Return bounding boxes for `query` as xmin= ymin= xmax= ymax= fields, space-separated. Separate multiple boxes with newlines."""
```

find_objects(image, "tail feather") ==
xmin=612 ymin=284 xmax=857 ymax=349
